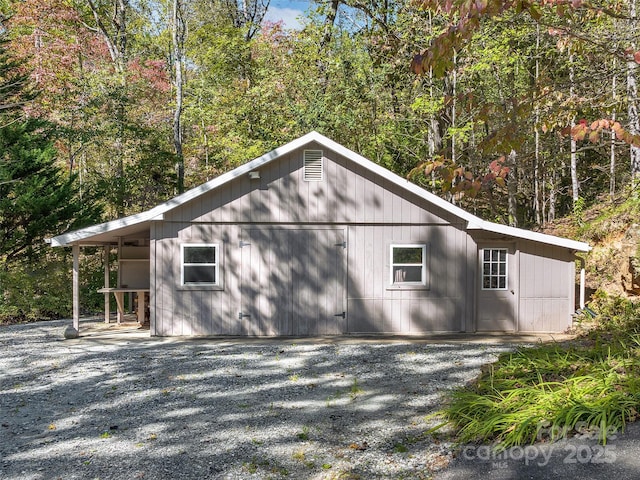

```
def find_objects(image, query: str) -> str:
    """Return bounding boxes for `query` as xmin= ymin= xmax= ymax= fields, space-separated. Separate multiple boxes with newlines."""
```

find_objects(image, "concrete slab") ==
xmin=67 ymin=317 xmax=575 ymax=346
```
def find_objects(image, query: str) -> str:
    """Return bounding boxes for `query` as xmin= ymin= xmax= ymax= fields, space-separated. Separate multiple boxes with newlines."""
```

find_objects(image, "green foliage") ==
xmin=575 ymin=191 xmax=640 ymax=243
xmin=0 ymin=250 xmax=105 ymax=324
xmin=573 ymin=196 xmax=586 ymax=227
xmin=438 ymin=296 xmax=640 ymax=449
xmin=0 ymin=119 xmax=101 ymax=262
xmin=0 ymin=254 xmax=70 ymax=323
xmin=296 ymin=425 xmax=310 ymax=441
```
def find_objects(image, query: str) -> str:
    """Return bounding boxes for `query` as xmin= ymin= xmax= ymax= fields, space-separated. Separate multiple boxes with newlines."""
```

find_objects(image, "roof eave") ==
xmin=47 ymin=131 xmax=592 ymax=253
xmin=467 ymin=221 xmax=592 ymax=252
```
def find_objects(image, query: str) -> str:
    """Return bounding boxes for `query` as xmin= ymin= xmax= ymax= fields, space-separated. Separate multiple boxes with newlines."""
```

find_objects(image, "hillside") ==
xmin=539 ymin=191 xmax=640 ymax=299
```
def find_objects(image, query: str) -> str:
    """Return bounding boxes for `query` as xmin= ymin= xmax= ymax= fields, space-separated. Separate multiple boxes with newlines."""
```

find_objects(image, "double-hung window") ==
xmin=390 ymin=244 xmax=427 ymax=286
xmin=481 ymin=248 xmax=507 ymax=289
xmin=181 ymin=244 xmax=219 ymax=286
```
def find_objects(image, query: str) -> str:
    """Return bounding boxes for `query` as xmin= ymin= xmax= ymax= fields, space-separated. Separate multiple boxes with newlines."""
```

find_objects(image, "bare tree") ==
xmin=218 ymin=0 xmax=270 ymax=41
xmin=172 ymin=0 xmax=186 ymax=193
xmin=628 ymin=0 xmax=640 ymax=185
xmin=84 ymin=0 xmax=130 ymax=216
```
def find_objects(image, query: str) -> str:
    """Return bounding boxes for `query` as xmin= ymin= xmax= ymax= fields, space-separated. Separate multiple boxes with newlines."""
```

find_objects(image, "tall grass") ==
xmin=438 ymin=293 xmax=640 ymax=449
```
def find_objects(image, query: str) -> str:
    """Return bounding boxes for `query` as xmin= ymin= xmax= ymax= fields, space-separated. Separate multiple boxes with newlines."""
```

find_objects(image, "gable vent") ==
xmin=303 ymin=150 xmax=323 ymax=181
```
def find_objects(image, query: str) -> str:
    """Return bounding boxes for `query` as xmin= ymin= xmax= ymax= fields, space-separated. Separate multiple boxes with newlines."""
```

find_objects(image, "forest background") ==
xmin=1 ymin=0 xmax=640 ymax=321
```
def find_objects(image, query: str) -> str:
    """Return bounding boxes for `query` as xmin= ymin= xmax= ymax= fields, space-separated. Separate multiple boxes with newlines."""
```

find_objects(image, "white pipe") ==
xmin=579 ymin=258 xmax=586 ymax=310
xmin=72 ymin=244 xmax=80 ymax=332
xmin=104 ymin=245 xmax=110 ymax=323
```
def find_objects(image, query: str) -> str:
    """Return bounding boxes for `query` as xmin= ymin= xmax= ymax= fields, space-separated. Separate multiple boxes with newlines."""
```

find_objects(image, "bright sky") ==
xmin=263 ymin=0 xmax=311 ymax=30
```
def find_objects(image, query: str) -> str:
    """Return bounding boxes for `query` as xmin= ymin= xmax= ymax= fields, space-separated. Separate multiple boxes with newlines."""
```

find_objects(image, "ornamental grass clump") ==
xmin=438 ymin=294 xmax=640 ymax=450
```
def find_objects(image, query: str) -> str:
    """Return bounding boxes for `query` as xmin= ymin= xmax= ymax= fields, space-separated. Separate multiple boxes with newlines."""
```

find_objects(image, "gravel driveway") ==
xmin=0 ymin=320 xmax=516 ymax=480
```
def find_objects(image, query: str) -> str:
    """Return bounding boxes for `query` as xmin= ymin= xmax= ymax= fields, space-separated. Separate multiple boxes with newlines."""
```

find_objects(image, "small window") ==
xmin=390 ymin=244 xmax=427 ymax=285
xmin=303 ymin=150 xmax=323 ymax=181
xmin=181 ymin=244 xmax=219 ymax=286
xmin=481 ymin=248 xmax=507 ymax=290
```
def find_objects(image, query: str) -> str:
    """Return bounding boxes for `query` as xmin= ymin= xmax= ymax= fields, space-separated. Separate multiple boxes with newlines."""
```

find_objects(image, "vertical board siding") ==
xmin=163 ymin=145 xmax=453 ymax=226
xmin=149 ymin=222 xmax=157 ymax=336
xmin=464 ymin=235 xmax=477 ymax=332
xmin=345 ymin=224 xmax=467 ymax=333
xmin=518 ymin=242 xmax=573 ymax=332
xmin=150 ymin=143 xmax=575 ymax=335
xmin=238 ymin=228 xmax=346 ymax=335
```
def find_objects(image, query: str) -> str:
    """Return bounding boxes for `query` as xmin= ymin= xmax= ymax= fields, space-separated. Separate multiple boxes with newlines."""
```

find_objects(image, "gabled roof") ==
xmin=48 ymin=131 xmax=591 ymax=252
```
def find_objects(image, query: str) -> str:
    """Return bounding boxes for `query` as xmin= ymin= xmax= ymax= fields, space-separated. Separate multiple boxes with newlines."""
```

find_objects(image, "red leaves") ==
xmin=411 ymin=0 xmax=621 ymax=77
xmin=416 ymin=155 xmax=510 ymax=199
xmin=635 ymin=51 xmax=640 ymax=65
xmin=566 ymin=118 xmax=640 ymax=147
xmin=411 ymin=54 xmax=425 ymax=75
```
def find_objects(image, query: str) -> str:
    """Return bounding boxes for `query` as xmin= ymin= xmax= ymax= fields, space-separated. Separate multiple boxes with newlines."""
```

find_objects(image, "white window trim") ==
xmin=181 ymin=243 xmax=219 ymax=286
xmin=389 ymin=244 xmax=428 ymax=286
xmin=480 ymin=247 xmax=508 ymax=291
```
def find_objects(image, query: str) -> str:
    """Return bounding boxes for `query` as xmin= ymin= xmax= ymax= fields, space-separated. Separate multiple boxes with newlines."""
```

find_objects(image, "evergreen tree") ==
xmin=0 ymin=37 xmax=100 ymax=265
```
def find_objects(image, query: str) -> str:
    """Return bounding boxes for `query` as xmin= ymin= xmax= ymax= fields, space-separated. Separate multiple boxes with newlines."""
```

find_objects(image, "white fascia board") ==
xmin=468 ymin=220 xmax=592 ymax=252
xmin=49 ymin=133 xmax=325 ymax=247
xmin=307 ymin=132 xmax=479 ymax=224
xmin=49 ymin=131 xmax=591 ymax=253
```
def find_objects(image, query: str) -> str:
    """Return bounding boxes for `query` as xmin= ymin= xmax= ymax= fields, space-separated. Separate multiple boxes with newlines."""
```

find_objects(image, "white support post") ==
xmin=117 ymin=237 xmax=123 ymax=323
xmin=137 ymin=290 xmax=145 ymax=324
xmin=72 ymin=244 xmax=80 ymax=332
xmin=104 ymin=245 xmax=110 ymax=323
xmin=580 ymin=258 xmax=586 ymax=310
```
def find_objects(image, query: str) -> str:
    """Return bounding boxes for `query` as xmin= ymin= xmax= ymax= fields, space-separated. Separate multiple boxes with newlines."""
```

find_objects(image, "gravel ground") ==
xmin=0 ymin=320 xmax=517 ymax=480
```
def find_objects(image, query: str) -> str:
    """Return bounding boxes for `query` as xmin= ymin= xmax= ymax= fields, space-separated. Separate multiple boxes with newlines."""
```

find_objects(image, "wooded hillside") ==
xmin=1 ymin=0 xmax=640 ymax=321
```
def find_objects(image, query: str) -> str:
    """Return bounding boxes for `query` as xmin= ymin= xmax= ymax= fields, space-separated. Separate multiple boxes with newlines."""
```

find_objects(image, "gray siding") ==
xmin=346 ymin=225 xmax=468 ymax=333
xmin=518 ymin=242 xmax=575 ymax=332
xmin=149 ymin=143 xmax=576 ymax=335
xmin=152 ymin=222 xmax=470 ymax=336
xmin=163 ymin=143 xmax=456 ymax=226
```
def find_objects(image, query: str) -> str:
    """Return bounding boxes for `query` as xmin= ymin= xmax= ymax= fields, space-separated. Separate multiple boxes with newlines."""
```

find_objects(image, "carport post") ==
xmin=104 ymin=245 xmax=110 ymax=323
xmin=579 ymin=257 xmax=586 ymax=310
xmin=72 ymin=244 xmax=80 ymax=332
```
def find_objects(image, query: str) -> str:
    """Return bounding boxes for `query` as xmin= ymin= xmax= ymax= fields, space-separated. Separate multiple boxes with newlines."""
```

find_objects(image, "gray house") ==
xmin=49 ymin=132 xmax=591 ymax=336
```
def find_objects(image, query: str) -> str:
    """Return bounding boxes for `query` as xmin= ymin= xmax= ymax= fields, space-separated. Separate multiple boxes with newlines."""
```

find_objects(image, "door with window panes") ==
xmin=477 ymin=244 xmax=517 ymax=331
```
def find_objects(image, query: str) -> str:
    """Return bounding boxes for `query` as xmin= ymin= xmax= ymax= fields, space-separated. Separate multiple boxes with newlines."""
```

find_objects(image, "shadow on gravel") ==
xmin=434 ymin=421 xmax=640 ymax=480
xmin=1 ymin=321 xmax=514 ymax=479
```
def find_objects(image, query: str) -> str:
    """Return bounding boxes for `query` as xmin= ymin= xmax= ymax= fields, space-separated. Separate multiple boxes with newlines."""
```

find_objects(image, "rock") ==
xmin=63 ymin=326 xmax=79 ymax=339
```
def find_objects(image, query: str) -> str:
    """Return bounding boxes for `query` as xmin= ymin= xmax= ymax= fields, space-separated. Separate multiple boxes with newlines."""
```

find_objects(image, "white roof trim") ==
xmin=49 ymin=131 xmax=591 ymax=252
xmin=467 ymin=221 xmax=590 ymax=252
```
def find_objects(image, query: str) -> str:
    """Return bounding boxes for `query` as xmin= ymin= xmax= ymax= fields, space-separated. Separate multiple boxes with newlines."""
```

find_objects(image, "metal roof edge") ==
xmin=49 ymin=133 xmax=323 ymax=246
xmin=49 ymin=131 xmax=591 ymax=252
xmin=468 ymin=220 xmax=592 ymax=252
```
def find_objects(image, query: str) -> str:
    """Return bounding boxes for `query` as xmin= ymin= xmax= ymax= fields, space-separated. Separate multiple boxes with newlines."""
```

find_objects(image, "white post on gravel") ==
xmin=104 ymin=245 xmax=110 ymax=323
xmin=72 ymin=244 xmax=80 ymax=332
xmin=579 ymin=257 xmax=586 ymax=310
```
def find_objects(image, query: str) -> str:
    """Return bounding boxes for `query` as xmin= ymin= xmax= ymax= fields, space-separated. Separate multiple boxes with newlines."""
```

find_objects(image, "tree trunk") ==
xmin=86 ymin=0 xmax=130 ymax=216
xmin=318 ymin=0 xmax=340 ymax=89
xmin=549 ymin=170 xmax=557 ymax=222
xmin=569 ymin=52 xmax=579 ymax=206
xmin=534 ymin=24 xmax=541 ymax=224
xmin=172 ymin=0 xmax=186 ymax=194
xmin=507 ymin=149 xmax=518 ymax=227
xmin=628 ymin=0 xmax=640 ymax=185
xmin=611 ymin=60 xmax=617 ymax=200
xmin=451 ymin=49 xmax=457 ymax=165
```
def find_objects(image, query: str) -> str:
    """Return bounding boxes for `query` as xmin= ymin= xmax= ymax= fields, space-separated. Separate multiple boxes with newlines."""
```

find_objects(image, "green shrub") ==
xmin=0 ymin=250 xmax=105 ymax=324
xmin=437 ymin=295 xmax=640 ymax=450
